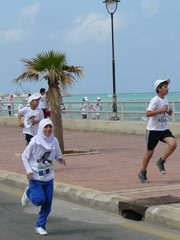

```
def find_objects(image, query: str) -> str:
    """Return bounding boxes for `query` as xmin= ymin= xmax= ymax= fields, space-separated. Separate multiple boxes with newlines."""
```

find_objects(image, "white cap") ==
xmin=28 ymin=94 xmax=41 ymax=104
xmin=97 ymin=96 xmax=101 ymax=101
xmin=84 ymin=96 xmax=88 ymax=102
xmin=154 ymin=79 xmax=170 ymax=90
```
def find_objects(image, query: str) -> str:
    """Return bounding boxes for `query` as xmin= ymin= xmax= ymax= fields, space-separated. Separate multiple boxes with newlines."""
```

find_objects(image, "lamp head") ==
xmin=103 ymin=0 xmax=120 ymax=14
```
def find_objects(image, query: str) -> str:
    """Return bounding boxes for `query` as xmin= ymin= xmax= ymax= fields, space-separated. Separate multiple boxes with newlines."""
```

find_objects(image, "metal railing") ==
xmin=1 ymin=100 xmax=180 ymax=122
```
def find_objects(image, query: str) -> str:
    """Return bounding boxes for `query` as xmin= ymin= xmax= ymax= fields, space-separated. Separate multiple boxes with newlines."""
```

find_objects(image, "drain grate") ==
xmin=119 ymin=195 xmax=180 ymax=221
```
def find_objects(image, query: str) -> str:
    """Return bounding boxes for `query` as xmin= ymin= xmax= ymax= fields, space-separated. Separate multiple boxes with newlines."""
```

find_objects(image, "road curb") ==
xmin=1 ymin=170 xmax=180 ymax=231
xmin=0 ymin=170 xmax=121 ymax=214
xmin=145 ymin=206 xmax=180 ymax=231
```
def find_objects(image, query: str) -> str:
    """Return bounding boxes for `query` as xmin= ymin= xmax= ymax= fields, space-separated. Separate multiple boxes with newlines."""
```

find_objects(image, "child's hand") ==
xmin=19 ymin=121 xmax=24 ymax=127
xmin=59 ymin=158 xmax=66 ymax=166
xmin=31 ymin=119 xmax=38 ymax=125
xmin=27 ymin=173 xmax=33 ymax=180
xmin=167 ymin=108 xmax=173 ymax=116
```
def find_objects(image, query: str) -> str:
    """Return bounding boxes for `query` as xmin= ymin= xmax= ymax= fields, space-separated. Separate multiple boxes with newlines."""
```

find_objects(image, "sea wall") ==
xmin=1 ymin=116 xmax=180 ymax=136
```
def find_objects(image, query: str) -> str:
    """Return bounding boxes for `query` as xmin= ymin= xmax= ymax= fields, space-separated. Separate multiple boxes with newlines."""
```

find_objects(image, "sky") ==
xmin=1 ymin=0 xmax=180 ymax=95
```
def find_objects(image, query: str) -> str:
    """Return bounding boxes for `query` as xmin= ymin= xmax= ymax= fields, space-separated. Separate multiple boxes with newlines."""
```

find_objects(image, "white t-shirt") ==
xmin=93 ymin=102 xmax=102 ymax=112
xmin=39 ymin=94 xmax=46 ymax=109
xmin=22 ymin=137 xmax=62 ymax=182
xmin=81 ymin=102 xmax=88 ymax=115
xmin=18 ymin=107 xmax=44 ymax=136
xmin=146 ymin=96 xmax=169 ymax=131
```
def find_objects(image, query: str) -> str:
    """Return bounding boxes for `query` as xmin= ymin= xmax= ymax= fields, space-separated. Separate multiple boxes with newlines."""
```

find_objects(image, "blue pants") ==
xmin=26 ymin=179 xmax=53 ymax=229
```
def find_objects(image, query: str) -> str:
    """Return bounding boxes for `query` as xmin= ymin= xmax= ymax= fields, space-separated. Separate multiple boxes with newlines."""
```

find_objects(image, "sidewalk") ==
xmin=1 ymin=126 xmax=180 ymax=231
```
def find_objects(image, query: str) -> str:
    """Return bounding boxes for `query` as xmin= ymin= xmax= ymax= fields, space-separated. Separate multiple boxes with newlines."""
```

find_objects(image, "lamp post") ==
xmin=103 ymin=0 xmax=120 ymax=120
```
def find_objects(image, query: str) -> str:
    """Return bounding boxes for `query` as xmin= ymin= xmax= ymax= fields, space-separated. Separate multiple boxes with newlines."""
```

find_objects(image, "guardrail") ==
xmin=1 ymin=100 xmax=180 ymax=122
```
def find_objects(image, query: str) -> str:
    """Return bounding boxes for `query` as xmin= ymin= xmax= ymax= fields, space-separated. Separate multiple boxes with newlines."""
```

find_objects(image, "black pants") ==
xmin=8 ymin=105 xmax=11 ymax=116
xmin=24 ymin=134 xmax=33 ymax=145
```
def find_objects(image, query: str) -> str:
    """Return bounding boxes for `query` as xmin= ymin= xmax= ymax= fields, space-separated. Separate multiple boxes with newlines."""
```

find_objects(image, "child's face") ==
xmin=30 ymin=99 xmax=39 ymax=108
xmin=43 ymin=124 xmax=53 ymax=137
xmin=158 ymin=83 xmax=169 ymax=96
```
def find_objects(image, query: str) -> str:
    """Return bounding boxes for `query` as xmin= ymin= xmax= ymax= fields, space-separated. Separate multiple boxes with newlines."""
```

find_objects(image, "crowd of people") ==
xmin=0 ymin=88 xmax=66 ymax=117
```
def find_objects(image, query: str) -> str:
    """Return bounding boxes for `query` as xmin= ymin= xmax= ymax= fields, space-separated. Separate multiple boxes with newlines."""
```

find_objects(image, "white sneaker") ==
xmin=35 ymin=227 xmax=48 ymax=235
xmin=21 ymin=186 xmax=29 ymax=206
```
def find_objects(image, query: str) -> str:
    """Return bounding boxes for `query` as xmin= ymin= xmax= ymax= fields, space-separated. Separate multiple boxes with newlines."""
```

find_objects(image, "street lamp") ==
xmin=103 ymin=0 xmax=120 ymax=120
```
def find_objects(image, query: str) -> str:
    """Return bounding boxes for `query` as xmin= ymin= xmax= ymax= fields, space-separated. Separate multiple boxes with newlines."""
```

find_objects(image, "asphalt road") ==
xmin=0 ymin=184 xmax=180 ymax=240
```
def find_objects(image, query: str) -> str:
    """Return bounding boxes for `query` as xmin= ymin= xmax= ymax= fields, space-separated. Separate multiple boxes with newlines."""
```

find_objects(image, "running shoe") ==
xmin=35 ymin=227 xmax=48 ymax=235
xmin=156 ymin=158 xmax=166 ymax=175
xmin=138 ymin=170 xmax=149 ymax=183
xmin=21 ymin=186 xmax=29 ymax=206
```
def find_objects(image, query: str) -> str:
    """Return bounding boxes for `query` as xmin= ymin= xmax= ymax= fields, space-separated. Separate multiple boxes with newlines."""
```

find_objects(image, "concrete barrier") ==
xmin=1 ymin=116 xmax=180 ymax=136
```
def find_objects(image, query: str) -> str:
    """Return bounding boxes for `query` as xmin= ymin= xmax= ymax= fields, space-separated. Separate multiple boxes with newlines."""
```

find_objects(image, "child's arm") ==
xmin=31 ymin=119 xmax=40 ymax=125
xmin=146 ymin=105 xmax=168 ymax=117
xmin=18 ymin=113 xmax=24 ymax=127
xmin=54 ymin=139 xmax=66 ymax=166
xmin=22 ymin=144 xmax=33 ymax=179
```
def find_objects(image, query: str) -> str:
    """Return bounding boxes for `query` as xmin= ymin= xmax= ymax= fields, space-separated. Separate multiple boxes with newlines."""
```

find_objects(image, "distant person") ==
xmin=21 ymin=118 xmax=66 ymax=236
xmin=0 ymin=96 xmax=2 ymax=114
xmin=7 ymin=94 xmax=14 ymax=116
xmin=138 ymin=79 xmax=177 ymax=183
xmin=26 ymin=93 xmax=31 ymax=107
xmin=45 ymin=90 xmax=51 ymax=118
xmin=39 ymin=88 xmax=47 ymax=118
xmin=80 ymin=97 xmax=88 ymax=119
xmin=92 ymin=97 xmax=102 ymax=120
xmin=60 ymin=102 xmax=66 ymax=114
xmin=18 ymin=95 xmax=44 ymax=145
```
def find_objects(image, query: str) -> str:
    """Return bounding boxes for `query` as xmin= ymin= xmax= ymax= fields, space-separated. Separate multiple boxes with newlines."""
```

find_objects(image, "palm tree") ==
xmin=15 ymin=50 xmax=83 ymax=152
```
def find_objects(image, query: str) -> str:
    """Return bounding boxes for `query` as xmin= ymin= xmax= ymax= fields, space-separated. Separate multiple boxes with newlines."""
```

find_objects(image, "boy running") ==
xmin=18 ymin=95 xmax=44 ymax=145
xmin=138 ymin=79 xmax=177 ymax=183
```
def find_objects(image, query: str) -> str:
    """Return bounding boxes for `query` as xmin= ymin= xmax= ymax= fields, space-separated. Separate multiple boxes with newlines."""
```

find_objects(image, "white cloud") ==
xmin=65 ymin=12 xmax=128 ymax=45
xmin=141 ymin=0 xmax=160 ymax=16
xmin=0 ymin=3 xmax=40 ymax=43
xmin=0 ymin=29 xmax=23 ymax=41
xmin=19 ymin=2 xmax=40 ymax=24
xmin=0 ymin=29 xmax=32 ymax=42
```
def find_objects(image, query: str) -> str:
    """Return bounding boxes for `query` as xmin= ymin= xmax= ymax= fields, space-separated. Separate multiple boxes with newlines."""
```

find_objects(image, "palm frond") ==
xmin=14 ymin=50 xmax=83 ymax=91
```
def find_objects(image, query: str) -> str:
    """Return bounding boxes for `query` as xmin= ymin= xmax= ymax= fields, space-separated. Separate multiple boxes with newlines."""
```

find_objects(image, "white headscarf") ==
xmin=33 ymin=119 xmax=56 ymax=150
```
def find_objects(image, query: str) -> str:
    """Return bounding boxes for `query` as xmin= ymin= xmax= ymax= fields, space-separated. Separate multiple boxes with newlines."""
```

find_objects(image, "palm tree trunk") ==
xmin=47 ymin=85 xmax=65 ymax=153
xmin=51 ymin=109 xmax=64 ymax=153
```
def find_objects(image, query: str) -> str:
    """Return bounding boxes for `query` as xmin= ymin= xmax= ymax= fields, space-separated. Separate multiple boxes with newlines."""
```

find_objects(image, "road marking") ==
xmin=0 ymin=186 xmax=22 ymax=197
xmin=14 ymin=153 xmax=22 ymax=157
xmin=106 ymin=184 xmax=180 ymax=195
xmin=163 ymin=206 xmax=180 ymax=211
xmin=121 ymin=222 xmax=180 ymax=240
xmin=54 ymin=181 xmax=104 ymax=193
xmin=113 ymin=195 xmax=131 ymax=200
xmin=0 ymin=169 xmax=25 ymax=176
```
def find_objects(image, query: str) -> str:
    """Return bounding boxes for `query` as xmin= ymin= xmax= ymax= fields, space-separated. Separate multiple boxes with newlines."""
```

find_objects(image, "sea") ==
xmin=1 ymin=92 xmax=180 ymax=121
xmin=61 ymin=92 xmax=180 ymax=102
